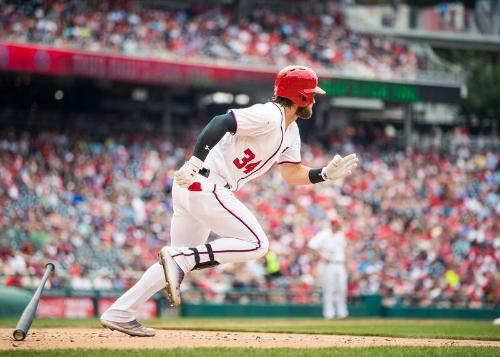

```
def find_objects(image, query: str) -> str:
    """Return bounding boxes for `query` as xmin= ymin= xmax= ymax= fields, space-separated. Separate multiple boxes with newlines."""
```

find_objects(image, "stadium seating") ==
xmin=0 ymin=128 xmax=497 ymax=308
xmin=0 ymin=0 xmax=423 ymax=79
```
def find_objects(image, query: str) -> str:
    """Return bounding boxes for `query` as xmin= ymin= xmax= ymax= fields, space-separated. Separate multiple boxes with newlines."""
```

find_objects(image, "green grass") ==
xmin=1 ymin=317 xmax=498 ymax=341
xmin=1 ymin=347 xmax=499 ymax=357
xmin=190 ymin=320 xmax=500 ymax=341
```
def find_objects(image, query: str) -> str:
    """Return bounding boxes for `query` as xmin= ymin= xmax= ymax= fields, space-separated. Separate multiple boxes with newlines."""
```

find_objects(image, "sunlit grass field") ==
xmin=1 ymin=317 xmax=498 ymax=340
xmin=1 ymin=318 xmax=499 ymax=356
xmin=1 ymin=347 xmax=500 ymax=357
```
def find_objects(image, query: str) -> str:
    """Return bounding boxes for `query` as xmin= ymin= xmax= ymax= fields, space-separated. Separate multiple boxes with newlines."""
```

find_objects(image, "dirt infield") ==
xmin=1 ymin=328 xmax=500 ymax=350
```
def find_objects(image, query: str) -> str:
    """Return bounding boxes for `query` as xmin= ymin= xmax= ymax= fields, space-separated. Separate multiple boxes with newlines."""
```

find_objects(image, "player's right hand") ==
xmin=174 ymin=156 xmax=204 ymax=188
xmin=323 ymin=153 xmax=359 ymax=181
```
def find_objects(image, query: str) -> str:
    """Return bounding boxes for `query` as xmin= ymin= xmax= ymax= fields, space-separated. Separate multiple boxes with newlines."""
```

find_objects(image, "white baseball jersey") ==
xmin=204 ymin=102 xmax=302 ymax=191
xmin=308 ymin=229 xmax=346 ymax=263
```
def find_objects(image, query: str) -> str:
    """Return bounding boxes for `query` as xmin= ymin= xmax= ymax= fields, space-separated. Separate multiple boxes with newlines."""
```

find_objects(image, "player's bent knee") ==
xmin=255 ymin=235 xmax=269 ymax=258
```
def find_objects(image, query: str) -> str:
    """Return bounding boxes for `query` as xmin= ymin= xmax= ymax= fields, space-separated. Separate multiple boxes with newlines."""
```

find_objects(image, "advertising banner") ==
xmin=0 ymin=41 xmax=274 ymax=87
xmin=38 ymin=297 xmax=94 ymax=318
xmin=36 ymin=296 xmax=156 ymax=318
xmin=0 ymin=41 xmax=462 ymax=103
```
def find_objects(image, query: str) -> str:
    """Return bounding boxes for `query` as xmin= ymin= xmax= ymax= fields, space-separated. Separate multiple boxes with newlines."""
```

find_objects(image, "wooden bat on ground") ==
xmin=13 ymin=262 xmax=55 ymax=341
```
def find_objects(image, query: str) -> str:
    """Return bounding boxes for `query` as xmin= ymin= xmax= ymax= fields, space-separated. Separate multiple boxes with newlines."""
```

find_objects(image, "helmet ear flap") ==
xmin=274 ymin=65 xmax=321 ymax=106
xmin=297 ymin=90 xmax=311 ymax=105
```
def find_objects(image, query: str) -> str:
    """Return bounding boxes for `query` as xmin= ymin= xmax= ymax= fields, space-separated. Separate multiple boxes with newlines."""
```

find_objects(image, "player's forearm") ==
xmin=192 ymin=113 xmax=237 ymax=161
xmin=175 ymin=113 xmax=237 ymax=188
xmin=307 ymin=247 xmax=322 ymax=259
xmin=280 ymin=164 xmax=316 ymax=185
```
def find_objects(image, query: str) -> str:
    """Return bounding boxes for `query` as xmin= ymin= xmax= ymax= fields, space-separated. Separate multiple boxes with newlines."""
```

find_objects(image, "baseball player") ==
xmin=308 ymin=213 xmax=349 ymax=319
xmin=100 ymin=65 xmax=359 ymax=336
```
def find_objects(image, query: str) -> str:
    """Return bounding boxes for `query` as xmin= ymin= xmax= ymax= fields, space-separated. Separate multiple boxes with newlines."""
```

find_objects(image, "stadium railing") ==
xmin=1 ymin=286 xmax=496 ymax=319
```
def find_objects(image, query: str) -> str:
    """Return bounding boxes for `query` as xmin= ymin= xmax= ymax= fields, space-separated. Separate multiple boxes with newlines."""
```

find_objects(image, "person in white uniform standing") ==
xmin=308 ymin=213 xmax=349 ymax=320
xmin=100 ymin=65 xmax=359 ymax=336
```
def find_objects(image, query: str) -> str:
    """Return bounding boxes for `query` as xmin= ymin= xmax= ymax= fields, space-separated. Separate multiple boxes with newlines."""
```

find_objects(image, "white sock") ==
xmin=101 ymin=262 xmax=164 ymax=323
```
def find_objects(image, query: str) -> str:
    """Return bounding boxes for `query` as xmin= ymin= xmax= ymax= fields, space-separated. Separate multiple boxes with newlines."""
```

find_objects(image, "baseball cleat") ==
xmin=100 ymin=318 xmax=155 ymax=337
xmin=158 ymin=247 xmax=184 ymax=307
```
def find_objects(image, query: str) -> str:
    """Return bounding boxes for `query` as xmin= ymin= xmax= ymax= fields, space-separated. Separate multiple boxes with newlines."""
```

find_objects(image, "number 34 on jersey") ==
xmin=233 ymin=148 xmax=262 ymax=174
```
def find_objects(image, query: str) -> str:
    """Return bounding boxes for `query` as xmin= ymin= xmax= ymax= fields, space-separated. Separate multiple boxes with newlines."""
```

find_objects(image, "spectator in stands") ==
xmin=0 ymin=126 xmax=497 ymax=309
xmin=0 ymin=0 xmax=425 ymax=79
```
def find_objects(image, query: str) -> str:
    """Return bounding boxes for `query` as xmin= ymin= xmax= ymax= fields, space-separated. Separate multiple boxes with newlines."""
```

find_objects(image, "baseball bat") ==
xmin=13 ymin=262 xmax=55 ymax=341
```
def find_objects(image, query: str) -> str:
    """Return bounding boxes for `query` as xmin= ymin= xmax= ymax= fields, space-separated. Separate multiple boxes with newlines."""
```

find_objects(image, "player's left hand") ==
xmin=174 ymin=156 xmax=203 ymax=188
xmin=323 ymin=153 xmax=359 ymax=181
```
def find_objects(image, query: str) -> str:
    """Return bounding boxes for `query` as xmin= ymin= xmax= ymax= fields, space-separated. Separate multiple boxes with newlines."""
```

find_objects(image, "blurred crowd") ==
xmin=0 ymin=128 xmax=498 ymax=308
xmin=0 ymin=0 xmax=422 ymax=79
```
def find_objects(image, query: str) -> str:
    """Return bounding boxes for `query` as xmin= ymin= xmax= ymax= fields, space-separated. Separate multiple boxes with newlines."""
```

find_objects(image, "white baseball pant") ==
xmin=166 ymin=177 xmax=269 ymax=271
xmin=101 ymin=175 xmax=269 ymax=322
xmin=322 ymin=263 xmax=348 ymax=319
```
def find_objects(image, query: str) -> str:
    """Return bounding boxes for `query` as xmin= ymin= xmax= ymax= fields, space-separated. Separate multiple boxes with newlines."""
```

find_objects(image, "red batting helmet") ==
xmin=274 ymin=65 xmax=325 ymax=106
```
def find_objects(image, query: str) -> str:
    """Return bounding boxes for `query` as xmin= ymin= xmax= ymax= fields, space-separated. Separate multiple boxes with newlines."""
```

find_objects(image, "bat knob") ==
xmin=45 ymin=263 xmax=55 ymax=271
xmin=13 ymin=329 xmax=26 ymax=341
